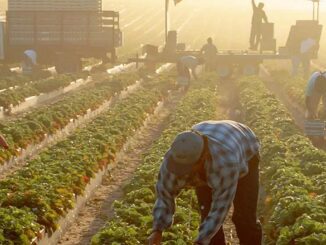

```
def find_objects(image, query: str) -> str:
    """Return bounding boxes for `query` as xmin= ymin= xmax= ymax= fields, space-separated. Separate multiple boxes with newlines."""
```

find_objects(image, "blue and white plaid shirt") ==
xmin=152 ymin=120 xmax=260 ymax=244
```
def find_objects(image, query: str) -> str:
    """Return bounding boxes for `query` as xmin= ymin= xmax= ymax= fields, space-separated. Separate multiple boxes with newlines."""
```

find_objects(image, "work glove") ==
xmin=0 ymin=135 xmax=9 ymax=150
xmin=148 ymin=231 xmax=162 ymax=245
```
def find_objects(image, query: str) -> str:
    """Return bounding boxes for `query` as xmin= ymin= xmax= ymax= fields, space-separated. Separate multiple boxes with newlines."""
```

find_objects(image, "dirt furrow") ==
xmin=215 ymin=77 xmax=242 ymax=245
xmin=58 ymin=90 xmax=184 ymax=245
xmin=259 ymin=66 xmax=306 ymax=130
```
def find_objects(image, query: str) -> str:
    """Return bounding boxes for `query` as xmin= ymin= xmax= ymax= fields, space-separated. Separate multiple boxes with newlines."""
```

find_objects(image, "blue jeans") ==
xmin=195 ymin=154 xmax=262 ymax=245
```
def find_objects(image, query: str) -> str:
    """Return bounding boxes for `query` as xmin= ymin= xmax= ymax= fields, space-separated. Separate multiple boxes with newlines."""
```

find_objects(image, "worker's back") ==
xmin=180 ymin=56 xmax=198 ymax=70
xmin=201 ymin=43 xmax=217 ymax=58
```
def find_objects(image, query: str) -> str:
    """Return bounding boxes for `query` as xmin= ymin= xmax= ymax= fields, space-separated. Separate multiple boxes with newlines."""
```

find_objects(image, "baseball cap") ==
xmin=166 ymin=131 xmax=204 ymax=176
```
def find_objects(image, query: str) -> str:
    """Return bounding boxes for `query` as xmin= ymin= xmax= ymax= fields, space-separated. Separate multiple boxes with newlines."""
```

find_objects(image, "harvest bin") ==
xmin=3 ymin=0 xmax=122 ymax=72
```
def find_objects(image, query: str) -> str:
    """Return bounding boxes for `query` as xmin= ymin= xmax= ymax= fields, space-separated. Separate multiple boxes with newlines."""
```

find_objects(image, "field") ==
xmin=0 ymin=0 xmax=326 ymax=244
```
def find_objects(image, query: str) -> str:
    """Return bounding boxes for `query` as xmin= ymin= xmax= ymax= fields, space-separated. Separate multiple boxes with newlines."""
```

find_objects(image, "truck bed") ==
xmin=6 ymin=10 xmax=121 ymax=50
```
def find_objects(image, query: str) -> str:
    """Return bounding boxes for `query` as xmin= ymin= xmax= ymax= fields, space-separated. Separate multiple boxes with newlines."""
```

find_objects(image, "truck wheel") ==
xmin=242 ymin=64 xmax=259 ymax=76
xmin=217 ymin=65 xmax=233 ymax=78
xmin=55 ymin=54 xmax=82 ymax=74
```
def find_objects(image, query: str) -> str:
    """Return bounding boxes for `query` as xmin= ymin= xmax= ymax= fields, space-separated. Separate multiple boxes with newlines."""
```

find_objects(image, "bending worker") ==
xmin=305 ymin=71 xmax=326 ymax=119
xmin=148 ymin=120 xmax=262 ymax=245
xmin=22 ymin=49 xmax=37 ymax=74
xmin=176 ymin=55 xmax=200 ymax=88
xmin=250 ymin=0 xmax=268 ymax=50
xmin=200 ymin=37 xmax=218 ymax=72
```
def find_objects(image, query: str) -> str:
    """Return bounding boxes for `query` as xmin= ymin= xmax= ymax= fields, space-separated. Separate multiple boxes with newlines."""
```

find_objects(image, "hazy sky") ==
xmin=0 ymin=0 xmax=323 ymax=12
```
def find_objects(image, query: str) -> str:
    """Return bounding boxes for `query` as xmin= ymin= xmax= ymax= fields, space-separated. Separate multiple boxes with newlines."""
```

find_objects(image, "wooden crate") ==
xmin=304 ymin=120 xmax=325 ymax=137
xmin=8 ymin=0 xmax=102 ymax=11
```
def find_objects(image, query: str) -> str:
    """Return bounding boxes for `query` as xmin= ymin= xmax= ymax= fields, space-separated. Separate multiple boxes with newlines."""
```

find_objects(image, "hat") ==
xmin=167 ymin=131 xmax=204 ymax=176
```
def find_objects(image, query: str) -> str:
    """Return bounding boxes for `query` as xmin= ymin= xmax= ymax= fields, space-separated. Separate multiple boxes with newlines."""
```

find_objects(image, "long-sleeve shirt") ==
xmin=305 ymin=71 xmax=326 ymax=96
xmin=152 ymin=120 xmax=260 ymax=244
xmin=201 ymin=43 xmax=218 ymax=59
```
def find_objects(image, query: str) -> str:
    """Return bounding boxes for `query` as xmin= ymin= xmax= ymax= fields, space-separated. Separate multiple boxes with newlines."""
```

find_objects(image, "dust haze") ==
xmin=1 ymin=0 xmax=325 ymax=61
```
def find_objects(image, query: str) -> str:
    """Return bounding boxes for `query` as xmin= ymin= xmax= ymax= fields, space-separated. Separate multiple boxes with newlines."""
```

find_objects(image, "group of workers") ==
xmin=149 ymin=3 xmax=266 ymax=243
xmin=176 ymin=0 xmax=268 ymax=87
xmin=148 ymin=71 xmax=326 ymax=245
xmin=148 ymin=0 xmax=324 ymax=241
xmin=0 ymin=2 xmax=323 ymax=245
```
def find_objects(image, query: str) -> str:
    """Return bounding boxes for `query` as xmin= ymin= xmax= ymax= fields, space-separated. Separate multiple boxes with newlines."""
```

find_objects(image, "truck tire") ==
xmin=242 ymin=64 xmax=259 ymax=76
xmin=217 ymin=65 xmax=233 ymax=78
xmin=55 ymin=54 xmax=82 ymax=74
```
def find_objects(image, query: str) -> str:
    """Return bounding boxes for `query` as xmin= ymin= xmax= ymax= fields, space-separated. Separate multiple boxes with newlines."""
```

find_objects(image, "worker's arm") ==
xmin=194 ymin=165 xmax=239 ymax=245
xmin=0 ymin=135 xmax=9 ymax=149
xmin=251 ymin=0 xmax=257 ymax=9
xmin=200 ymin=45 xmax=206 ymax=55
xmin=151 ymin=162 xmax=181 ymax=240
xmin=305 ymin=96 xmax=316 ymax=119
xmin=192 ymin=67 xmax=198 ymax=80
xmin=263 ymin=12 xmax=268 ymax=23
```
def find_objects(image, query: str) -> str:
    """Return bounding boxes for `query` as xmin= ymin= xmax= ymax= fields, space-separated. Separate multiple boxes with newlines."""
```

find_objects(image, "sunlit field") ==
xmin=0 ymin=1 xmax=325 ymax=245
xmin=103 ymin=0 xmax=326 ymax=64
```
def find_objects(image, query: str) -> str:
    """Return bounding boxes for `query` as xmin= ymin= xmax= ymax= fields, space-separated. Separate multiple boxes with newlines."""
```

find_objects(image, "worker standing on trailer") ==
xmin=305 ymin=71 xmax=326 ymax=119
xmin=22 ymin=49 xmax=37 ymax=74
xmin=200 ymin=37 xmax=218 ymax=72
xmin=250 ymin=0 xmax=268 ymax=50
xmin=148 ymin=120 xmax=262 ymax=245
xmin=176 ymin=55 xmax=200 ymax=88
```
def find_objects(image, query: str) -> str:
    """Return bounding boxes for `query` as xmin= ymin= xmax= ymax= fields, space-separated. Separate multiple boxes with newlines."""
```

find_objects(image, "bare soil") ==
xmin=215 ymin=77 xmax=242 ymax=245
xmin=259 ymin=66 xmax=306 ymax=130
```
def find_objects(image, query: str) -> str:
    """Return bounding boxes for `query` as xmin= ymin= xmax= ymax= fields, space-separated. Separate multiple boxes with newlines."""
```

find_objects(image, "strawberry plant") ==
xmin=236 ymin=76 xmax=326 ymax=244
xmin=92 ymin=75 xmax=219 ymax=245
xmin=0 ymin=75 xmax=174 ymax=244
xmin=0 ymin=73 xmax=140 ymax=165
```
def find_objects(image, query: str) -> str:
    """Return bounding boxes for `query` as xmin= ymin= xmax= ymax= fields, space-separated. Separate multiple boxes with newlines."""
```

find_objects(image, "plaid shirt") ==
xmin=153 ymin=120 xmax=260 ymax=244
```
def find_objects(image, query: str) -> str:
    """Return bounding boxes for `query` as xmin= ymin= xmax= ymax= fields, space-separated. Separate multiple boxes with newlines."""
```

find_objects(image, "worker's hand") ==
xmin=148 ymin=231 xmax=162 ymax=245
xmin=0 ymin=135 xmax=9 ymax=150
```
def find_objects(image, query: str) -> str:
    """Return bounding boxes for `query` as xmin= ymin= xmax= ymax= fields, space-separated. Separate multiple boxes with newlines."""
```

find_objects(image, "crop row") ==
xmin=0 ymin=76 xmax=174 ymax=244
xmin=237 ymin=76 xmax=326 ymax=244
xmin=0 ymin=69 xmax=51 ymax=90
xmin=0 ymin=73 xmax=140 ymax=166
xmin=0 ymin=72 xmax=88 ymax=110
xmin=269 ymin=70 xmax=306 ymax=109
xmin=91 ymin=75 xmax=219 ymax=245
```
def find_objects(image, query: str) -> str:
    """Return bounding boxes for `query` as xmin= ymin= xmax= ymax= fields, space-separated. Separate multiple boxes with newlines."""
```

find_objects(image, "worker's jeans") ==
xmin=195 ymin=154 xmax=262 ymax=245
xmin=250 ymin=24 xmax=262 ymax=50
xmin=306 ymin=93 xmax=326 ymax=119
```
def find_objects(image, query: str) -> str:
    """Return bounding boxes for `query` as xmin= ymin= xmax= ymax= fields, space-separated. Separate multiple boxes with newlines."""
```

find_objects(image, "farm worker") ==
xmin=200 ymin=37 xmax=218 ymax=72
xmin=292 ymin=38 xmax=317 ymax=79
xmin=176 ymin=56 xmax=200 ymax=88
xmin=305 ymin=71 xmax=326 ymax=119
xmin=148 ymin=120 xmax=262 ymax=245
xmin=22 ymin=49 xmax=37 ymax=74
xmin=0 ymin=135 xmax=9 ymax=150
xmin=250 ymin=0 xmax=268 ymax=50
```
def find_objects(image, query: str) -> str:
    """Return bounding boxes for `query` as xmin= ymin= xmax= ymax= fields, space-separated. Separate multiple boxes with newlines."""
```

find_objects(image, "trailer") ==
xmin=0 ymin=0 xmax=122 ymax=73
xmin=130 ymin=0 xmax=323 ymax=78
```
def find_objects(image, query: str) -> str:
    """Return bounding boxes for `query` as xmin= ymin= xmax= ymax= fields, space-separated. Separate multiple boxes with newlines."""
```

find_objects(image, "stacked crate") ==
xmin=8 ymin=0 xmax=102 ymax=11
xmin=260 ymin=23 xmax=276 ymax=53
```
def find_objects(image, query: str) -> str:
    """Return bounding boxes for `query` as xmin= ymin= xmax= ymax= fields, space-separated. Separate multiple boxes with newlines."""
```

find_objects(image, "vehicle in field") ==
xmin=0 ymin=0 xmax=122 ymax=73
xmin=131 ymin=0 xmax=323 ymax=78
